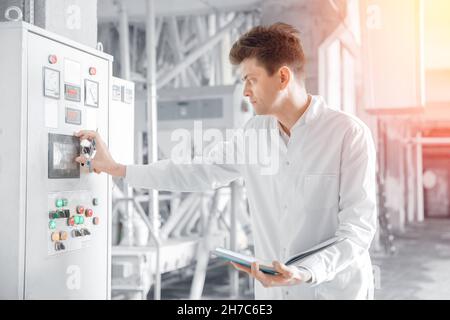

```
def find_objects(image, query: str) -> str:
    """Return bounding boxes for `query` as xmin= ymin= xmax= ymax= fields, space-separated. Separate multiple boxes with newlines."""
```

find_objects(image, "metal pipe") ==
xmin=416 ymin=132 xmax=424 ymax=222
xmin=145 ymin=0 xmax=161 ymax=300
xmin=172 ymin=196 xmax=201 ymax=238
xmin=118 ymin=1 xmax=131 ymax=80
xmin=114 ymin=197 xmax=161 ymax=300
xmin=29 ymin=0 xmax=35 ymax=25
xmin=145 ymin=0 xmax=160 ymax=237
xmin=157 ymin=13 xmax=245 ymax=89
xmin=160 ymin=194 xmax=197 ymax=239
xmin=189 ymin=191 xmax=220 ymax=299
xmin=168 ymin=16 xmax=188 ymax=86
xmin=414 ymin=137 xmax=450 ymax=145
xmin=112 ymin=181 xmax=134 ymax=246
xmin=406 ymin=142 xmax=415 ymax=224
xmin=229 ymin=182 xmax=239 ymax=298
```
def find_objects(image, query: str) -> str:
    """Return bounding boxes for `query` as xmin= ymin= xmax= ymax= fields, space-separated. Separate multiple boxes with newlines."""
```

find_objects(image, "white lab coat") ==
xmin=125 ymin=95 xmax=377 ymax=300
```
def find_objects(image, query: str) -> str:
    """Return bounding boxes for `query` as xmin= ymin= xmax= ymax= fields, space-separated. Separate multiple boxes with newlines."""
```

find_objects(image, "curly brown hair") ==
xmin=229 ymin=22 xmax=306 ymax=77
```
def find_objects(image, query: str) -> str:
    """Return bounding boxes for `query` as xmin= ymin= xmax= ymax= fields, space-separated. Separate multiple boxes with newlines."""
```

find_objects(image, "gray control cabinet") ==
xmin=0 ymin=22 xmax=113 ymax=299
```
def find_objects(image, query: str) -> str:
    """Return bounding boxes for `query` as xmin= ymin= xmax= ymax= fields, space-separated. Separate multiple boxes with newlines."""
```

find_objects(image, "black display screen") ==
xmin=48 ymin=133 xmax=80 ymax=179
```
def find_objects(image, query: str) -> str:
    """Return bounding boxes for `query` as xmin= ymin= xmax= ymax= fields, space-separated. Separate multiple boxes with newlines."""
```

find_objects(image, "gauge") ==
xmin=43 ymin=67 xmax=60 ymax=99
xmin=85 ymin=79 xmax=99 ymax=107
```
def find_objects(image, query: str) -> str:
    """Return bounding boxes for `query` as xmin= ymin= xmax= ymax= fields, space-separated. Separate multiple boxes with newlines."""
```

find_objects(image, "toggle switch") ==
xmin=49 ymin=211 xmax=57 ymax=219
xmin=55 ymin=242 xmax=65 ymax=251
xmin=72 ymin=229 xmax=83 ymax=238
xmin=80 ymin=228 xmax=91 ymax=236
xmin=63 ymin=209 xmax=70 ymax=218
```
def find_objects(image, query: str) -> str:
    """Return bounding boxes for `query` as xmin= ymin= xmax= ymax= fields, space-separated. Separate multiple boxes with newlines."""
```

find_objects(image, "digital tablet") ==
xmin=212 ymin=247 xmax=278 ymax=275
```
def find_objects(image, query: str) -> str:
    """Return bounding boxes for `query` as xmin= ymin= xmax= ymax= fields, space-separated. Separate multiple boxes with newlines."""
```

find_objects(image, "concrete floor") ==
xmin=148 ymin=261 xmax=253 ymax=299
xmin=149 ymin=218 xmax=450 ymax=300
xmin=373 ymin=218 xmax=450 ymax=300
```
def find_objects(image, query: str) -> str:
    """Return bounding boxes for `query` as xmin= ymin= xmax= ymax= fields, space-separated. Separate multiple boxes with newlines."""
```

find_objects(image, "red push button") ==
xmin=85 ymin=208 xmax=93 ymax=217
xmin=76 ymin=206 xmax=85 ymax=214
xmin=48 ymin=55 xmax=58 ymax=64
xmin=93 ymin=217 xmax=100 ymax=225
xmin=67 ymin=217 xmax=75 ymax=226
xmin=89 ymin=67 xmax=96 ymax=75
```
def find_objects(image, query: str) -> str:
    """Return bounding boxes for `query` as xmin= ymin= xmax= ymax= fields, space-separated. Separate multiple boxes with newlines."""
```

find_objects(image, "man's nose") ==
xmin=243 ymin=87 xmax=252 ymax=98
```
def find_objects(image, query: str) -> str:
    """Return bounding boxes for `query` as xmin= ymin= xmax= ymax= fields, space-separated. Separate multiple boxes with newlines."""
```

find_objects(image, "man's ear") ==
xmin=279 ymin=66 xmax=291 ymax=90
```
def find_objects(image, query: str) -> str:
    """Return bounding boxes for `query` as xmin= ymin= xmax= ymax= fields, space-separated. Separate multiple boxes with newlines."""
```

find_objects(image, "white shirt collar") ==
xmin=276 ymin=95 xmax=326 ymax=136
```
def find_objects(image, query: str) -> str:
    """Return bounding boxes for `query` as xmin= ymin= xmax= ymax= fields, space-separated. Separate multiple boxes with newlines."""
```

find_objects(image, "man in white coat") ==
xmin=75 ymin=22 xmax=377 ymax=300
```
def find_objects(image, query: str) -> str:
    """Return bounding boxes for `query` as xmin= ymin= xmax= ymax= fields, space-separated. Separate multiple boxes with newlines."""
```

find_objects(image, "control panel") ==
xmin=0 ymin=22 xmax=112 ymax=299
xmin=47 ymin=191 xmax=101 ymax=255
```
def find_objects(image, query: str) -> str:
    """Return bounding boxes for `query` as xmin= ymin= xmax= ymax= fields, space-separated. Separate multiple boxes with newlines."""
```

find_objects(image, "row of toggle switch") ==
xmin=72 ymin=228 xmax=91 ymax=238
xmin=49 ymin=209 xmax=70 ymax=219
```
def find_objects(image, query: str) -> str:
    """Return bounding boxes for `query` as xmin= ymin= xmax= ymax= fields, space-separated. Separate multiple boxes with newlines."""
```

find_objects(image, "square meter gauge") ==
xmin=43 ymin=67 xmax=60 ymax=99
xmin=84 ymin=79 xmax=99 ymax=107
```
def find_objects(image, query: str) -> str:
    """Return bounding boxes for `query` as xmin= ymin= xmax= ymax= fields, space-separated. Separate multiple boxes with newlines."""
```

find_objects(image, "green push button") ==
xmin=74 ymin=215 xmax=84 ymax=225
xmin=49 ymin=220 xmax=56 ymax=230
xmin=56 ymin=198 xmax=68 ymax=208
xmin=55 ymin=199 xmax=64 ymax=208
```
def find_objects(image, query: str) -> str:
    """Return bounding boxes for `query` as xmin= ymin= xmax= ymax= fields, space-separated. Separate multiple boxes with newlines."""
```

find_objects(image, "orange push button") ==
xmin=51 ymin=232 xmax=60 ymax=242
xmin=60 ymin=231 xmax=68 ymax=240
xmin=85 ymin=208 xmax=93 ymax=217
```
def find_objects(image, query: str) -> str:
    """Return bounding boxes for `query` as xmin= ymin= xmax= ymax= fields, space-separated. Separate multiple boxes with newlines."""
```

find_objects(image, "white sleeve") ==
xmin=296 ymin=124 xmax=378 ymax=285
xmin=124 ymin=140 xmax=243 ymax=192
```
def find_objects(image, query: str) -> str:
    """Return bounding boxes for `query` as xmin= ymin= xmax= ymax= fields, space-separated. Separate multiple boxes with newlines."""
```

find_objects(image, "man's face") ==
xmin=240 ymin=58 xmax=281 ymax=115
